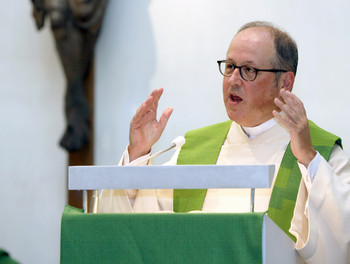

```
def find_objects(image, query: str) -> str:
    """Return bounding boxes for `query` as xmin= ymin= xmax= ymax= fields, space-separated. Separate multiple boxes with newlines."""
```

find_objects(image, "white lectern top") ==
xmin=68 ymin=164 xmax=275 ymax=190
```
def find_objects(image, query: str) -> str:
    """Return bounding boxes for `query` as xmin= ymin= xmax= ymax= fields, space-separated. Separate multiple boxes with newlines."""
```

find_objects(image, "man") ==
xmin=100 ymin=21 xmax=350 ymax=263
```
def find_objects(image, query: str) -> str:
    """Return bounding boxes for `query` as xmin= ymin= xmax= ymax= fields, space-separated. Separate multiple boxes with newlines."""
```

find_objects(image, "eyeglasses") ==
xmin=217 ymin=60 xmax=287 ymax=81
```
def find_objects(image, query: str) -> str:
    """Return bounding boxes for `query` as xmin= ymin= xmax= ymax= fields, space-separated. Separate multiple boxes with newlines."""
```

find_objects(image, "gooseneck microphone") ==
xmin=90 ymin=136 xmax=186 ymax=213
xmin=133 ymin=136 xmax=186 ymax=166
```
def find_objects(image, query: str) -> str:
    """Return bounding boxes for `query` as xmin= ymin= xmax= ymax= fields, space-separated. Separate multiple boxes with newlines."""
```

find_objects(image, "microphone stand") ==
xmin=133 ymin=143 xmax=176 ymax=166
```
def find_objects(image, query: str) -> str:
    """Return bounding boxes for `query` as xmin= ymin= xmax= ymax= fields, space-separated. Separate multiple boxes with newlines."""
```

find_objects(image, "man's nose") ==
xmin=229 ymin=68 xmax=243 ymax=84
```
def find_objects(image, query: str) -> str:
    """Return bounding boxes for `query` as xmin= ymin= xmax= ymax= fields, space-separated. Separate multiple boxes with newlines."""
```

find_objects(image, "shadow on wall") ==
xmin=96 ymin=0 xmax=155 ymax=164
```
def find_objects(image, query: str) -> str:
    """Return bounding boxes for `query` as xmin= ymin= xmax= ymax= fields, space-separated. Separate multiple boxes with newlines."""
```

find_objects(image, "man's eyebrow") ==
xmin=226 ymin=59 xmax=256 ymax=65
xmin=225 ymin=58 xmax=236 ymax=64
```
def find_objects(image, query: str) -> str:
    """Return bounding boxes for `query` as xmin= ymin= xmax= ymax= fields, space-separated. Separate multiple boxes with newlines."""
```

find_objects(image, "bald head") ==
xmin=235 ymin=21 xmax=298 ymax=76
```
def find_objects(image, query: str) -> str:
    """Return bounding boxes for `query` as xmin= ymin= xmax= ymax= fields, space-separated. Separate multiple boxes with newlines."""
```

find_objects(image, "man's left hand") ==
xmin=273 ymin=89 xmax=316 ymax=167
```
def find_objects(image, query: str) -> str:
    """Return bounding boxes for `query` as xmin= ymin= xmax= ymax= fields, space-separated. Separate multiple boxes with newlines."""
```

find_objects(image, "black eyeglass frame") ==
xmin=217 ymin=60 xmax=287 ymax=81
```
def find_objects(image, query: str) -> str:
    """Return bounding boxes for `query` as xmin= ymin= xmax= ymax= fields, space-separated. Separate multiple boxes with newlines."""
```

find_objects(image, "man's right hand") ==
xmin=128 ymin=88 xmax=173 ymax=162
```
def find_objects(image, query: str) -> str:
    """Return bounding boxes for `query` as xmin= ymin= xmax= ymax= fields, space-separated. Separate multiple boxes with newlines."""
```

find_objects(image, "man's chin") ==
xmin=227 ymin=112 xmax=245 ymax=125
xmin=227 ymin=113 xmax=262 ymax=127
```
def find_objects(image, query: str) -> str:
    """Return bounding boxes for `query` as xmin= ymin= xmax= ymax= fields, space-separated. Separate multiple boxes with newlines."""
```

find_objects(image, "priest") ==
xmin=99 ymin=21 xmax=350 ymax=263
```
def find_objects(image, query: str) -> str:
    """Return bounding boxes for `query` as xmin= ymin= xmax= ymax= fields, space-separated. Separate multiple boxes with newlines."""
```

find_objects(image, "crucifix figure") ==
xmin=31 ymin=0 xmax=108 ymax=151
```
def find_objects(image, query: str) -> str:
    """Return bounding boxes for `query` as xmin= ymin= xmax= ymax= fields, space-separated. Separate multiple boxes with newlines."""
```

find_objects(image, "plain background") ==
xmin=1 ymin=0 xmax=350 ymax=263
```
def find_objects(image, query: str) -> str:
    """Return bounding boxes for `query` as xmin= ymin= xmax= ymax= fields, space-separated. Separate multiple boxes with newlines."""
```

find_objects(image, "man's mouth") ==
xmin=230 ymin=94 xmax=242 ymax=102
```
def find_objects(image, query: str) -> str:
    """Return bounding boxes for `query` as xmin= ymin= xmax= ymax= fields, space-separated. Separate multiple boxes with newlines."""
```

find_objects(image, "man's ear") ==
xmin=280 ymin=72 xmax=295 ymax=91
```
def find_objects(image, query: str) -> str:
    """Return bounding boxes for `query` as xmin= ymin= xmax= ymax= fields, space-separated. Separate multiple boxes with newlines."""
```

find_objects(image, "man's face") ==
xmin=223 ymin=28 xmax=282 ymax=127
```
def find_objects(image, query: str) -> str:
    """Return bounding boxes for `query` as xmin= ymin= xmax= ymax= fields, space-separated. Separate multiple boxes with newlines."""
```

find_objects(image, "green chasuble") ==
xmin=174 ymin=120 xmax=341 ymax=241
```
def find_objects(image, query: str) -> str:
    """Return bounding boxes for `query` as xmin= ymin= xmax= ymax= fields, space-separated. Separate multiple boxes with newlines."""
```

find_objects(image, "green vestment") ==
xmin=174 ymin=120 xmax=341 ymax=241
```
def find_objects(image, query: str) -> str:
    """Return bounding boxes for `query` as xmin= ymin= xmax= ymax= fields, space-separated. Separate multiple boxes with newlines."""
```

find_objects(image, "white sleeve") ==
xmin=120 ymin=145 xmax=153 ymax=205
xmin=290 ymin=145 xmax=350 ymax=263
xmin=100 ymin=146 xmax=181 ymax=213
xmin=120 ymin=145 xmax=152 ymax=166
xmin=99 ymin=146 xmax=153 ymax=213
xmin=306 ymin=153 xmax=321 ymax=183
xmin=133 ymin=149 xmax=181 ymax=212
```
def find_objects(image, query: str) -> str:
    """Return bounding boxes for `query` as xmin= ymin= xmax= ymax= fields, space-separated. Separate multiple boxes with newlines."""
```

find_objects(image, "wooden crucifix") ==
xmin=31 ymin=0 xmax=108 ymax=209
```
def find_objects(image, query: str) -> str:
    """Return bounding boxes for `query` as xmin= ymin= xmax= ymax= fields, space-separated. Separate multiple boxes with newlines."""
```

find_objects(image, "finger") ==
xmin=274 ymin=97 xmax=299 ymax=124
xmin=153 ymin=87 xmax=164 ymax=103
xmin=274 ymin=96 xmax=294 ymax=114
xmin=133 ymin=101 xmax=150 ymax=122
xmin=275 ymin=90 xmax=307 ymax=124
xmin=273 ymin=109 xmax=296 ymax=128
xmin=151 ymin=88 xmax=164 ymax=111
xmin=279 ymin=89 xmax=294 ymax=104
xmin=158 ymin=107 xmax=173 ymax=132
xmin=278 ymin=90 xmax=297 ymax=114
xmin=274 ymin=97 xmax=284 ymax=109
xmin=283 ymin=90 xmax=300 ymax=104
xmin=280 ymin=90 xmax=305 ymax=114
xmin=140 ymin=88 xmax=164 ymax=115
xmin=133 ymin=88 xmax=162 ymax=120
xmin=274 ymin=94 xmax=309 ymax=132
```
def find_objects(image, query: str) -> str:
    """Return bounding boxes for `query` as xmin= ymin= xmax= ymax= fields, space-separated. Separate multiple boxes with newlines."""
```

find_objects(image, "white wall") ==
xmin=0 ymin=1 xmax=67 ymax=263
xmin=96 ymin=0 xmax=350 ymax=165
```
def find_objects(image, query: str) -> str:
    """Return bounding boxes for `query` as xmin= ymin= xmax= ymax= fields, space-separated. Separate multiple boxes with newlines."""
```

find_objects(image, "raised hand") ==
xmin=128 ymin=88 xmax=173 ymax=162
xmin=273 ymin=89 xmax=316 ymax=167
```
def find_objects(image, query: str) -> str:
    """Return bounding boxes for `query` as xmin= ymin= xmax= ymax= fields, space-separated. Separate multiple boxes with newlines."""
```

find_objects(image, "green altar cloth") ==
xmin=61 ymin=205 xmax=264 ymax=264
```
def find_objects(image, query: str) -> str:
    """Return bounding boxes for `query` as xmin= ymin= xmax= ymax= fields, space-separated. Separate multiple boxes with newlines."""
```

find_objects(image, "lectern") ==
xmin=61 ymin=165 xmax=306 ymax=264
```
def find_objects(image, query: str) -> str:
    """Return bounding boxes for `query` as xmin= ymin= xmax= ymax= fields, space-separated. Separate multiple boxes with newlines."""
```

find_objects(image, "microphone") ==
xmin=90 ymin=136 xmax=186 ymax=213
xmin=133 ymin=136 xmax=186 ymax=166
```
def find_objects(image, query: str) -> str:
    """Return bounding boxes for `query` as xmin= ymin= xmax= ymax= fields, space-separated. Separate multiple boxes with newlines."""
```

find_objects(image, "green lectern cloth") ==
xmin=61 ymin=205 xmax=265 ymax=264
